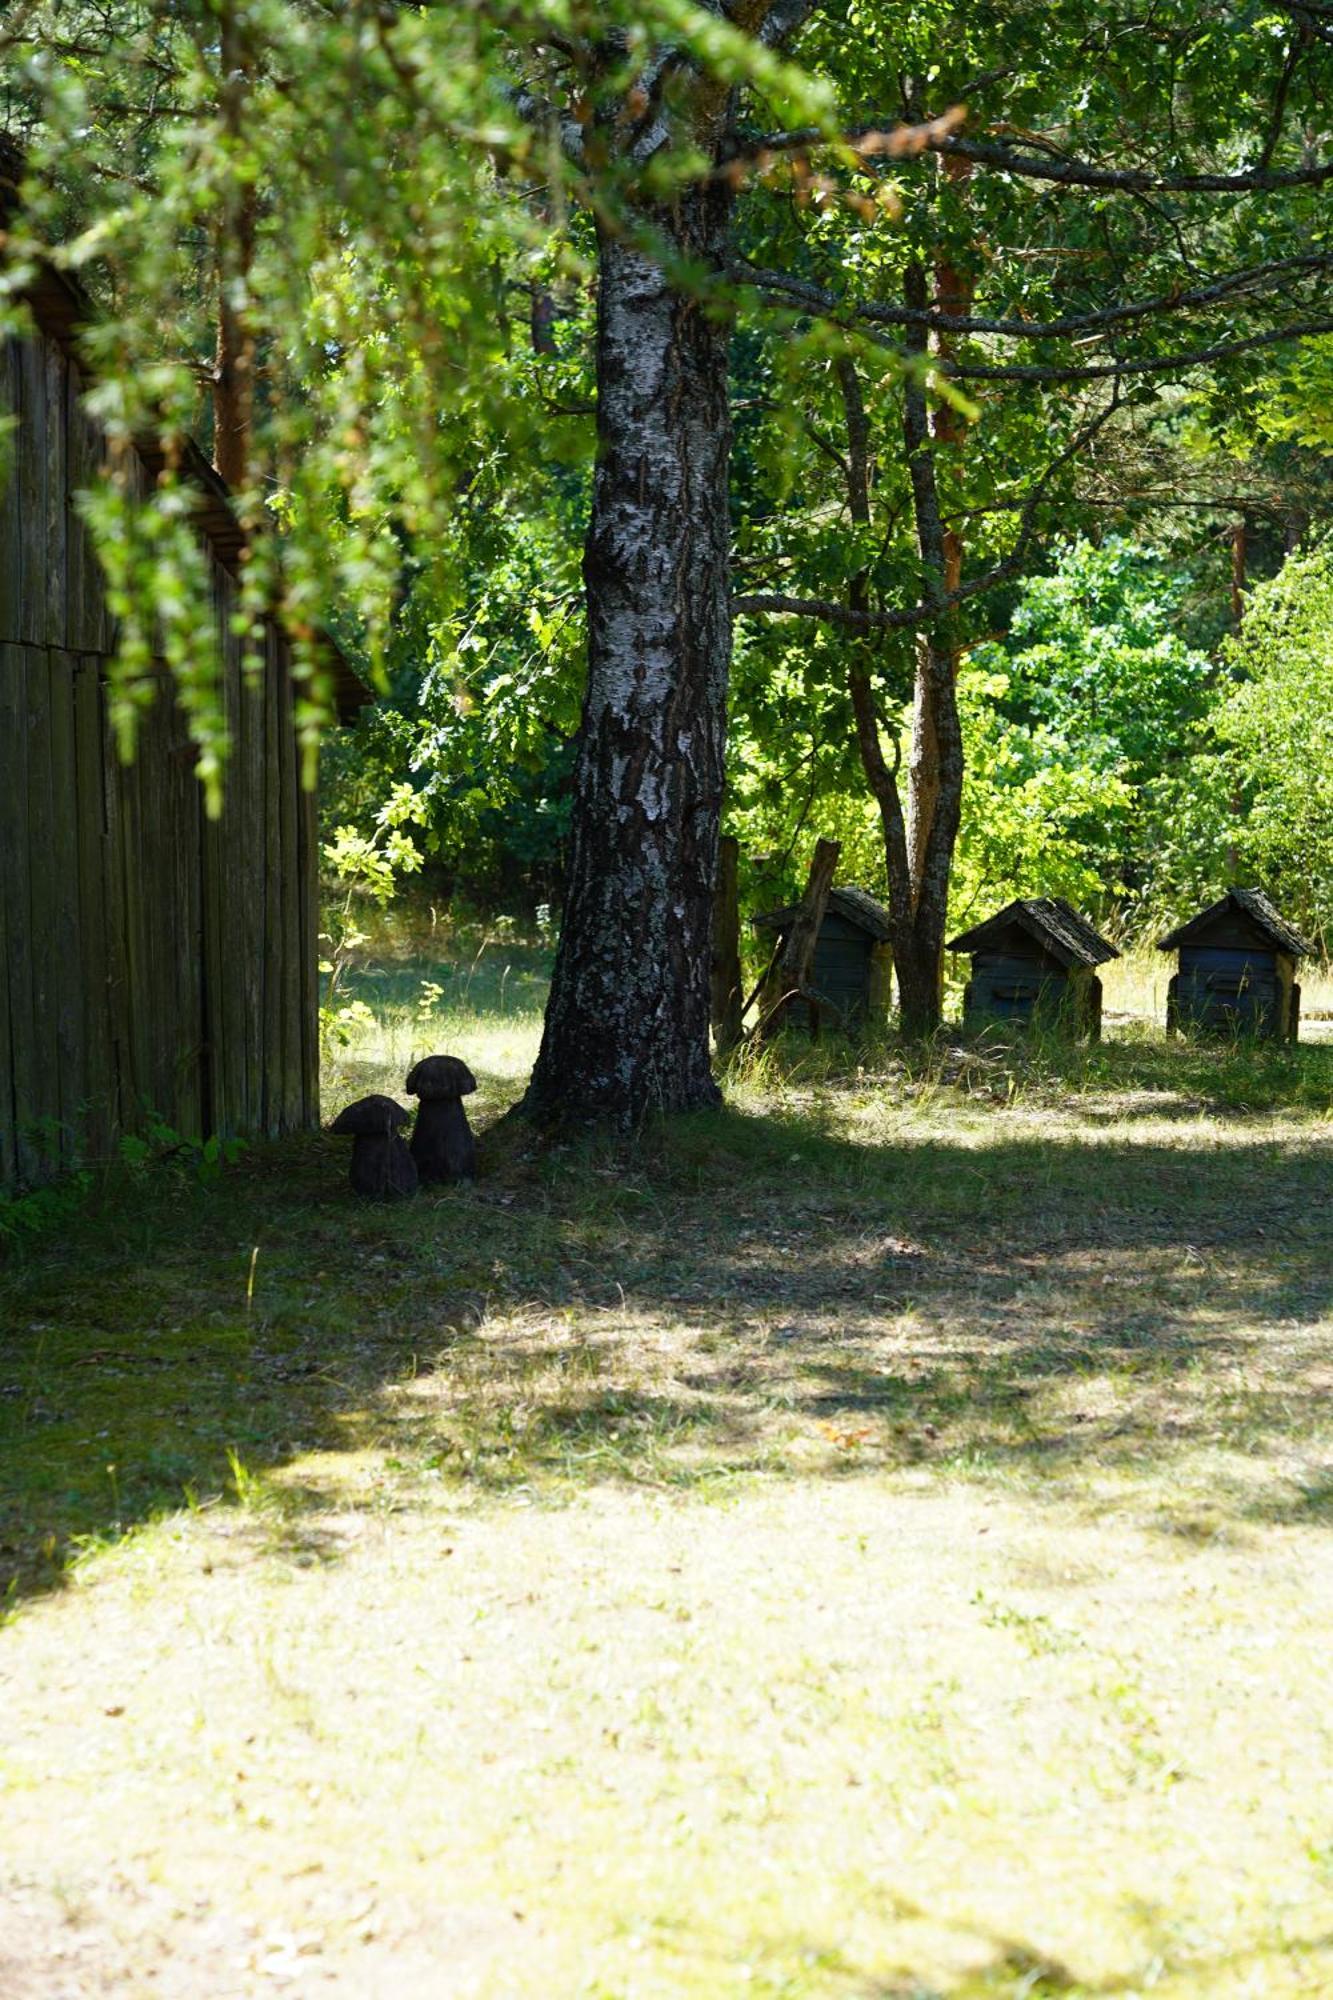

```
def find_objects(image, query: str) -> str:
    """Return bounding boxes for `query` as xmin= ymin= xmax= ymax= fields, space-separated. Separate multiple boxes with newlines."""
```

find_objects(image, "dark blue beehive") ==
xmin=1158 ymin=887 xmax=1311 ymax=1040
xmin=948 ymin=898 xmax=1119 ymax=1039
xmin=752 ymin=886 xmax=894 ymax=1028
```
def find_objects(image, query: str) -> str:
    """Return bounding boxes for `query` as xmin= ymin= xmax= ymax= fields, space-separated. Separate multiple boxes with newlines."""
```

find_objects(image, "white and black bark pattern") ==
xmin=526 ymin=187 xmax=735 ymax=1123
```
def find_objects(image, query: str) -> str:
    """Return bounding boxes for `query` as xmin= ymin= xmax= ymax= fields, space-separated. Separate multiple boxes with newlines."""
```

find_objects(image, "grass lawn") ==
xmin=2 ymin=940 xmax=1333 ymax=1998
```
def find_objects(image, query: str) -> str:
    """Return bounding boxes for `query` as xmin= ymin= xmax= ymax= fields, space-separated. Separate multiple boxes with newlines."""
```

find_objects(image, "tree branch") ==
xmin=734 ymin=389 xmax=1123 ymax=633
xmin=735 ymin=252 xmax=1333 ymax=343
xmin=743 ymin=123 xmax=1333 ymax=194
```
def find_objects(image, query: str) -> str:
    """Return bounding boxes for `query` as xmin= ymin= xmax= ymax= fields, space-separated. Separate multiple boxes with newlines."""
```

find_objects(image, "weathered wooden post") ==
xmin=710 ymin=834 xmax=744 ymax=1055
xmin=754 ymin=838 xmax=841 ymax=1042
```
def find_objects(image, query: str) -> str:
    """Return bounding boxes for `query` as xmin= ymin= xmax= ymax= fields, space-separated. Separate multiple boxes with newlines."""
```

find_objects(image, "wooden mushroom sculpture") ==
xmin=404 ymin=1055 xmax=478 ymax=1184
xmin=329 ymin=1094 xmax=418 ymax=1199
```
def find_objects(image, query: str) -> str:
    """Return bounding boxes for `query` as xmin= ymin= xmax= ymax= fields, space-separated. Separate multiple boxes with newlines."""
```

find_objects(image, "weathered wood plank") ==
xmin=199 ymin=676 xmax=225 ymax=1140
xmin=0 ymin=776 xmax=12 ymax=1185
xmin=44 ymin=341 xmax=68 ymax=650
xmin=169 ymin=685 xmax=204 ymax=1140
xmin=0 ymin=337 xmax=22 ymax=646
xmin=48 ymin=649 xmax=84 ymax=1165
xmin=15 ymin=337 xmax=47 ymax=647
xmin=22 ymin=643 xmax=60 ymax=1172
xmin=297 ymin=751 xmax=320 ymax=1129
xmin=214 ymin=566 xmax=247 ymax=1135
xmin=73 ymin=656 xmax=115 ymax=1159
xmin=64 ymin=363 xmax=109 ymax=654
xmin=276 ymin=637 xmax=304 ymax=1133
xmin=0 ymin=643 xmax=25 ymax=1183
xmin=112 ymin=695 xmax=148 ymax=1131
xmin=262 ymin=621 xmax=283 ymax=1133
xmin=241 ymin=643 xmax=266 ymax=1135
xmin=99 ymin=663 xmax=132 ymax=1144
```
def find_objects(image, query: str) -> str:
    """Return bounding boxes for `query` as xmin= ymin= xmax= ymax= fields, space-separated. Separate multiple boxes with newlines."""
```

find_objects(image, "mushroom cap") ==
xmin=329 ymin=1093 xmax=411 ymax=1136
xmin=405 ymin=1054 xmax=478 ymax=1100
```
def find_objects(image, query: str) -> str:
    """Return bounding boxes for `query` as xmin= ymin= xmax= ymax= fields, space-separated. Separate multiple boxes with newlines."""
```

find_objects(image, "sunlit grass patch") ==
xmin=3 ymin=932 xmax=1333 ymax=1995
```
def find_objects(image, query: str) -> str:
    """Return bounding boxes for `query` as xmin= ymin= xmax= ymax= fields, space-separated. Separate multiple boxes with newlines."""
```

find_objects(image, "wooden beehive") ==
xmin=752 ymin=886 xmax=893 ymax=1029
xmin=1158 ymin=887 xmax=1312 ymax=1040
xmin=947 ymin=898 xmax=1119 ymax=1038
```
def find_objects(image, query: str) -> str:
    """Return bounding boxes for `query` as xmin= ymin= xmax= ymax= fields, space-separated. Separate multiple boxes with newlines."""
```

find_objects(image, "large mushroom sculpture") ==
xmin=329 ymin=1094 xmax=418 ymax=1199
xmin=404 ymin=1055 xmax=478 ymax=1184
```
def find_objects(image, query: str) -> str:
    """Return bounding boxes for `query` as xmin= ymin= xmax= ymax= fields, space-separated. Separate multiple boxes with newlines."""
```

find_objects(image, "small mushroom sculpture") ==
xmin=329 ymin=1094 xmax=418 ymax=1199
xmin=404 ymin=1054 xmax=478 ymax=1184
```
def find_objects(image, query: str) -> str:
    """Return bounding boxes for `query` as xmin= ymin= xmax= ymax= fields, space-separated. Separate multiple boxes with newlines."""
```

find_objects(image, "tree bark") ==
xmin=524 ymin=187 xmax=736 ymax=1124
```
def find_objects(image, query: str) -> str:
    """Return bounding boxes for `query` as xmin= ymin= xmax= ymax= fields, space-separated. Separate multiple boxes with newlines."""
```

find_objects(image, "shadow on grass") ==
xmin=649 ymin=1888 xmax=1333 ymax=1997
xmin=2 ymin=1061 xmax=1332 ymax=1610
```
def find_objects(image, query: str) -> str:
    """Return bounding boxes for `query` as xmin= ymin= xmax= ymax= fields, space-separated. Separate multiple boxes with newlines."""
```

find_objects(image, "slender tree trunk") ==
xmin=838 ymin=288 xmax=963 ymax=1040
xmin=896 ymin=281 xmax=965 ymax=1036
xmin=525 ymin=188 xmax=736 ymax=1124
xmin=905 ymin=158 xmax=971 ymax=897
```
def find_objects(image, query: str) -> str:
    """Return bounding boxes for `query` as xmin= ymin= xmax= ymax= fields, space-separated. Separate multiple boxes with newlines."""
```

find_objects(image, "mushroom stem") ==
xmin=349 ymin=1133 xmax=419 ymax=1199
xmin=410 ymin=1097 xmax=476 ymax=1184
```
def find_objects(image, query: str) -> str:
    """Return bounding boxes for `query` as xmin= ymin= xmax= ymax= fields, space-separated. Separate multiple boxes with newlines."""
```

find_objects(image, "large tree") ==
xmin=515 ymin=8 xmax=825 ymax=1121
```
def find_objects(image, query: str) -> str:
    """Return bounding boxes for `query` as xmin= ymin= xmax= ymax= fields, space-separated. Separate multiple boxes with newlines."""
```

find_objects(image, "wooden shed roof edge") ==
xmin=947 ymin=897 xmax=1120 ymax=968
xmin=753 ymin=883 xmax=894 ymax=942
xmin=1 ymin=139 xmax=367 ymax=722
xmin=1157 ymin=886 xmax=1315 ymax=958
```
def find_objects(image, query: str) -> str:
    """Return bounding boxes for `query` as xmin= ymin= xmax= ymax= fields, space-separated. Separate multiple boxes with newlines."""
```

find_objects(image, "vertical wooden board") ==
xmin=47 ymin=650 xmax=84 ymax=1166
xmin=63 ymin=365 xmax=108 ymax=654
xmin=0 ymin=337 xmax=22 ymax=646
xmin=297 ymin=755 xmax=320 ymax=1128
xmin=241 ymin=649 xmax=266 ymax=1135
xmin=22 ymin=643 xmax=60 ymax=1174
xmin=262 ymin=623 xmax=283 ymax=1133
xmin=74 ymin=657 xmax=114 ymax=1159
xmin=0 ymin=772 xmax=12 ymax=1187
xmin=44 ymin=342 xmax=68 ymax=651
xmin=114 ymin=699 xmax=147 ymax=1131
xmin=199 ymin=715 xmax=224 ymax=1141
xmin=0 ymin=645 xmax=27 ymax=1183
xmin=276 ymin=637 xmax=304 ymax=1132
xmin=170 ymin=689 xmax=204 ymax=1140
xmin=215 ymin=568 xmax=248 ymax=1135
xmin=100 ymin=674 xmax=132 ymax=1142
xmin=137 ymin=688 xmax=168 ymax=1122
xmin=16 ymin=336 xmax=49 ymax=646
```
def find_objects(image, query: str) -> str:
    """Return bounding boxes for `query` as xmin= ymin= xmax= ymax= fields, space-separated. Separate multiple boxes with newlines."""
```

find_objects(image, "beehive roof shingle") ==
xmin=1157 ymin=887 xmax=1314 ymax=958
xmin=753 ymin=884 xmax=894 ymax=942
xmin=947 ymin=897 xmax=1119 ymax=968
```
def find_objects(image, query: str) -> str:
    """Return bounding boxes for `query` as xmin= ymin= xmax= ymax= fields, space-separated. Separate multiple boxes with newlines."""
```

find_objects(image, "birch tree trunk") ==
xmin=525 ymin=187 xmax=736 ymax=1123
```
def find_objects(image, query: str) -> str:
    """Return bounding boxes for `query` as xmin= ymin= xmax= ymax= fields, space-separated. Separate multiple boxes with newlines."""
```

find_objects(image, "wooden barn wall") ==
xmin=0 ymin=323 xmax=318 ymax=1189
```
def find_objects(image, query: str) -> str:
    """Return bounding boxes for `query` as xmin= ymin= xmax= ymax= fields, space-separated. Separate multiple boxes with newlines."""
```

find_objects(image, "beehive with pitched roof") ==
xmin=947 ymin=897 xmax=1119 ymax=1039
xmin=1158 ymin=887 xmax=1312 ymax=1040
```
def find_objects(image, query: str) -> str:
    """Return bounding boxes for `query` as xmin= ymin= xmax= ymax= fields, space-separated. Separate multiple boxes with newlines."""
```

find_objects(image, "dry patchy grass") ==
xmin=2 ymin=1003 xmax=1333 ymax=1998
